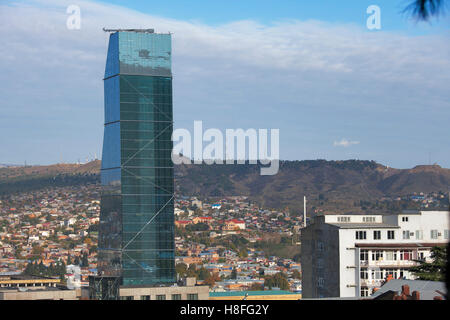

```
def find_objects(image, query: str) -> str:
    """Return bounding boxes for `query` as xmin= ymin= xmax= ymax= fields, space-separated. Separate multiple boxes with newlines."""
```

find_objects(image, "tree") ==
xmin=81 ymin=252 xmax=89 ymax=267
xmin=239 ymin=249 xmax=248 ymax=258
xmin=197 ymin=267 xmax=210 ymax=280
xmin=410 ymin=246 xmax=447 ymax=281
xmin=248 ymin=282 xmax=264 ymax=291
xmin=264 ymin=272 xmax=290 ymax=290
xmin=204 ymin=272 xmax=221 ymax=288
xmin=404 ymin=0 xmax=447 ymax=21
xmin=292 ymin=269 xmax=302 ymax=280
xmin=175 ymin=263 xmax=188 ymax=278
xmin=230 ymin=268 xmax=237 ymax=280
xmin=187 ymin=264 xmax=197 ymax=278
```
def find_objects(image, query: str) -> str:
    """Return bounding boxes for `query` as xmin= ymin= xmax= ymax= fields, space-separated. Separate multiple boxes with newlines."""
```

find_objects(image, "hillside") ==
xmin=1 ymin=160 xmax=450 ymax=212
xmin=175 ymin=161 xmax=450 ymax=212
xmin=0 ymin=161 xmax=100 ymax=194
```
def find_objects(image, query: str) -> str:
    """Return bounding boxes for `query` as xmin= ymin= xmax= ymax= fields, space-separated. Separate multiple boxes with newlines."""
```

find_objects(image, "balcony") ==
xmin=360 ymin=280 xmax=383 ymax=287
xmin=360 ymin=260 xmax=418 ymax=268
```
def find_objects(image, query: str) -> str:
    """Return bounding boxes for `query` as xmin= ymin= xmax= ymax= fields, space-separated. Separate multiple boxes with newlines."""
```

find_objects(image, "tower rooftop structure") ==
xmin=103 ymin=28 xmax=155 ymax=33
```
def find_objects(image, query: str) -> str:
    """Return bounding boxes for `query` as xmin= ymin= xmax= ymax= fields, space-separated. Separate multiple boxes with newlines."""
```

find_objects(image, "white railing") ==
xmin=360 ymin=260 xmax=418 ymax=267
xmin=360 ymin=280 xmax=383 ymax=287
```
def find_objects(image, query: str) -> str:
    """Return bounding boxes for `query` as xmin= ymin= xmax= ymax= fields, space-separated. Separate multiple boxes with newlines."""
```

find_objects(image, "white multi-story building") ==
xmin=301 ymin=210 xmax=449 ymax=298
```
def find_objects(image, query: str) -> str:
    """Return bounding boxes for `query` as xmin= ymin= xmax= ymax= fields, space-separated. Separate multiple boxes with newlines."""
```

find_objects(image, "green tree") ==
xmin=175 ymin=263 xmax=188 ymax=278
xmin=197 ymin=267 xmax=210 ymax=280
xmin=230 ymin=268 xmax=237 ymax=280
xmin=264 ymin=272 xmax=290 ymax=290
xmin=187 ymin=264 xmax=197 ymax=278
xmin=81 ymin=252 xmax=89 ymax=267
xmin=410 ymin=246 xmax=447 ymax=281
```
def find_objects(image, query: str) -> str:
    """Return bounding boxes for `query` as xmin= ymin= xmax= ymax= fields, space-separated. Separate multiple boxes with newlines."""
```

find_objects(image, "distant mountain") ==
xmin=0 ymin=161 xmax=100 ymax=194
xmin=175 ymin=161 xmax=450 ymax=211
xmin=1 ymin=159 xmax=450 ymax=212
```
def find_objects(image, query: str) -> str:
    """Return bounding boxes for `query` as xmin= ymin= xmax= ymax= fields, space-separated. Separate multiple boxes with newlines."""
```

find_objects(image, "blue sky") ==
xmin=1 ymin=0 xmax=449 ymax=168
xmin=96 ymin=0 xmax=449 ymax=34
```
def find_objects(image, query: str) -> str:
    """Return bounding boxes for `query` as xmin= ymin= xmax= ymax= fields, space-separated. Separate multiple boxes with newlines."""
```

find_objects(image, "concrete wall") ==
xmin=209 ymin=294 xmax=302 ymax=300
xmin=383 ymin=211 xmax=449 ymax=242
xmin=119 ymin=285 xmax=210 ymax=300
xmin=338 ymin=229 xmax=359 ymax=297
xmin=0 ymin=289 xmax=78 ymax=300
xmin=301 ymin=223 xmax=340 ymax=298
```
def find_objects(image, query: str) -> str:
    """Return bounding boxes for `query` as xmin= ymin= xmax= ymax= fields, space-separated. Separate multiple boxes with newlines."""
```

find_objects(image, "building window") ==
xmin=360 ymin=288 xmax=369 ymax=297
xmin=387 ymin=230 xmax=395 ymax=239
xmin=317 ymin=278 xmax=324 ymax=288
xmin=363 ymin=217 xmax=375 ymax=223
xmin=187 ymin=294 xmax=198 ymax=300
xmin=445 ymin=230 xmax=449 ymax=240
xmin=317 ymin=241 xmax=324 ymax=252
xmin=360 ymin=249 xmax=369 ymax=261
xmin=360 ymin=269 xmax=368 ymax=280
xmin=317 ymin=258 xmax=323 ymax=268
xmin=415 ymin=230 xmax=423 ymax=240
xmin=140 ymin=295 xmax=151 ymax=300
xmin=418 ymin=251 xmax=425 ymax=261
xmin=356 ymin=231 xmax=367 ymax=240
xmin=372 ymin=250 xmax=383 ymax=261
xmin=171 ymin=294 xmax=181 ymax=300
xmin=402 ymin=216 xmax=409 ymax=222
xmin=400 ymin=250 xmax=412 ymax=260
xmin=371 ymin=269 xmax=382 ymax=280
xmin=338 ymin=216 xmax=350 ymax=222
xmin=373 ymin=230 xmax=381 ymax=240
xmin=120 ymin=296 xmax=133 ymax=300
xmin=431 ymin=230 xmax=438 ymax=239
xmin=385 ymin=251 xmax=397 ymax=261
xmin=156 ymin=295 xmax=166 ymax=300
xmin=385 ymin=269 xmax=398 ymax=279
xmin=402 ymin=230 xmax=410 ymax=239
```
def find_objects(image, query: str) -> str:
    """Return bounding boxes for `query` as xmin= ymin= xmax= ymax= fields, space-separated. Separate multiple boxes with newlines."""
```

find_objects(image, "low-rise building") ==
xmin=301 ymin=210 xmax=449 ymax=298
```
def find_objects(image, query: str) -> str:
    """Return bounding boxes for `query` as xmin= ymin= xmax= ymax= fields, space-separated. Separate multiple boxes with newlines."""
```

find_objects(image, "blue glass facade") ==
xmin=98 ymin=31 xmax=175 ymax=288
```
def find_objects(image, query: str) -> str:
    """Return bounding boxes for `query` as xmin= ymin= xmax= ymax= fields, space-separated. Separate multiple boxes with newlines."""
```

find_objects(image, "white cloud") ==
xmin=0 ymin=0 xmax=449 ymax=166
xmin=333 ymin=138 xmax=360 ymax=147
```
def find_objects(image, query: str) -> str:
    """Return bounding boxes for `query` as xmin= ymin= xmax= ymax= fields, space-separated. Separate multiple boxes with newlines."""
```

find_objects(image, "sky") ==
xmin=1 ymin=0 xmax=449 ymax=168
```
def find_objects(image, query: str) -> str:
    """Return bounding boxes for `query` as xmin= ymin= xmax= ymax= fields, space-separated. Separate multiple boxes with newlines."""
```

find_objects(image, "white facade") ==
xmin=66 ymin=265 xmax=81 ymax=289
xmin=301 ymin=211 xmax=449 ymax=298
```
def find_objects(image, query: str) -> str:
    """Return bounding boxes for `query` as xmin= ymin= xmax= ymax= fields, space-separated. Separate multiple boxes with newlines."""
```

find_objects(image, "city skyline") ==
xmin=1 ymin=0 xmax=450 ymax=169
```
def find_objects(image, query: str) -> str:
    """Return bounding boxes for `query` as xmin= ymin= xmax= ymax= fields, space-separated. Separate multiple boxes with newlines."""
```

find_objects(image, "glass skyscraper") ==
xmin=95 ymin=30 xmax=175 ymax=296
